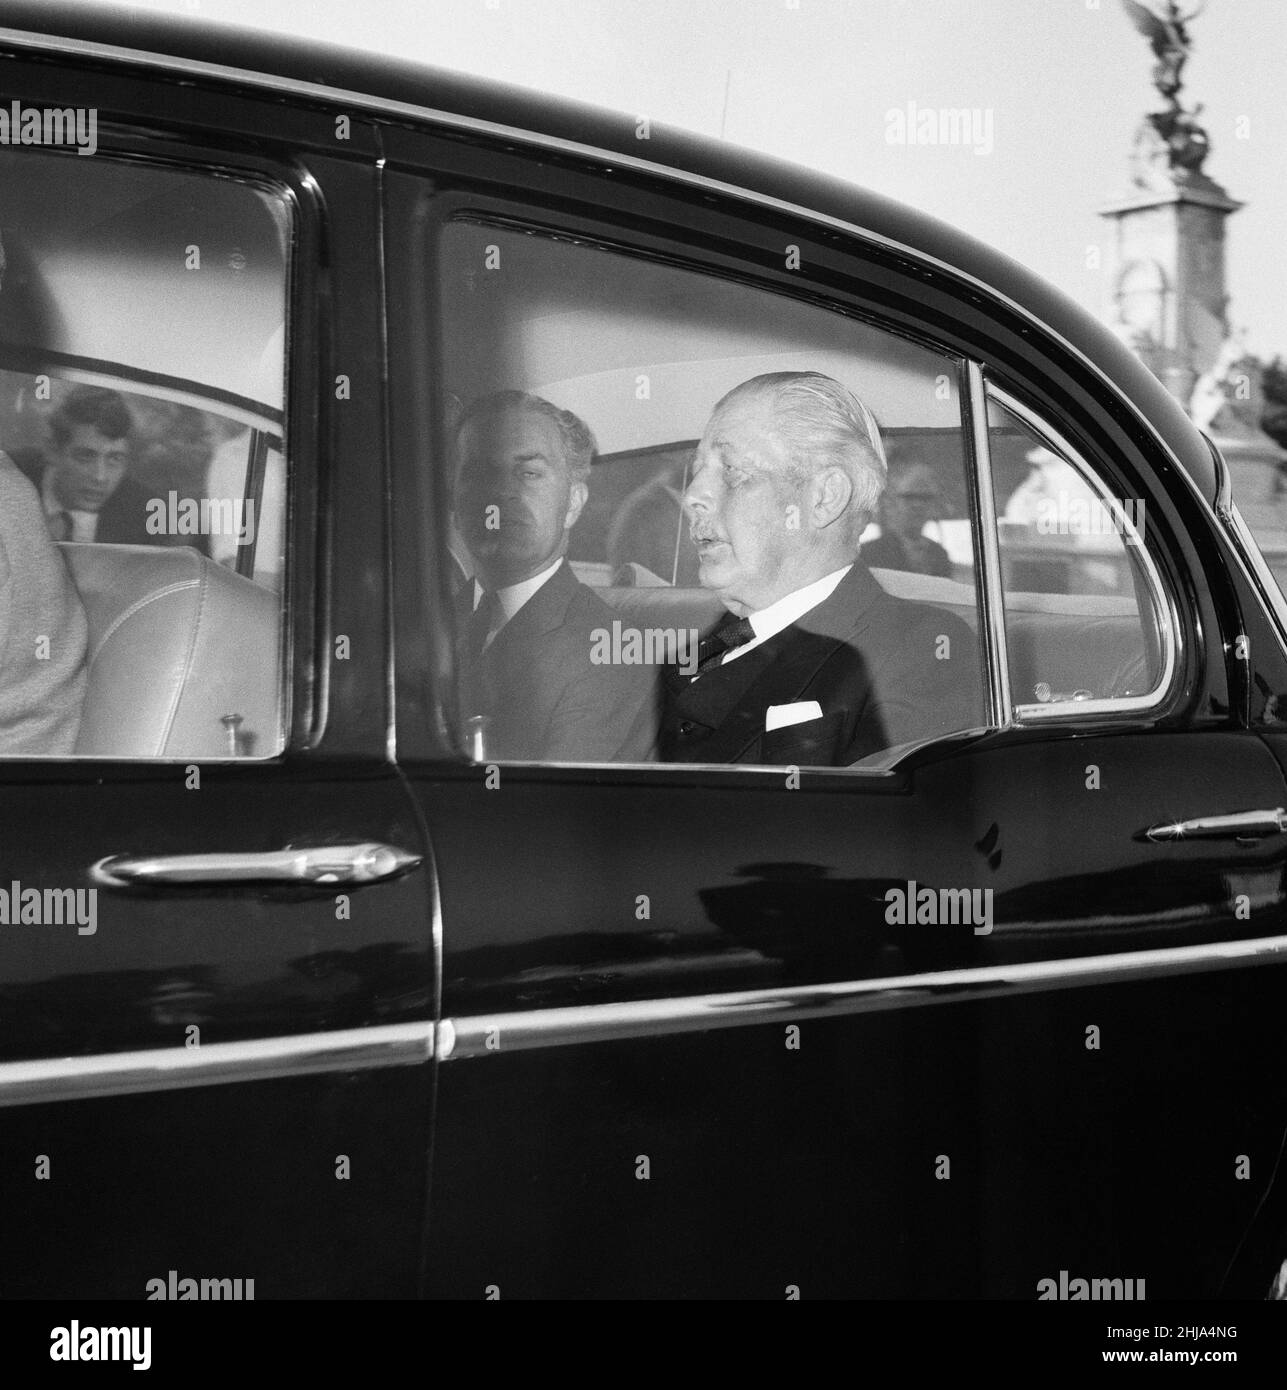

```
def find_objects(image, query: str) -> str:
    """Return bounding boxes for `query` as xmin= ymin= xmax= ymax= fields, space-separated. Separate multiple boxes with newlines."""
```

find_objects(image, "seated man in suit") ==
xmin=13 ymin=385 xmax=152 ymax=545
xmin=860 ymin=457 xmax=954 ymax=578
xmin=453 ymin=390 xmax=654 ymax=762
xmin=658 ymin=372 xmax=979 ymax=767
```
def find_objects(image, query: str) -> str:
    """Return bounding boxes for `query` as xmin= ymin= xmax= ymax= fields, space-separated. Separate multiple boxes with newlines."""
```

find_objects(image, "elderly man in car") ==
xmin=453 ymin=389 xmax=655 ymax=762
xmin=658 ymin=371 xmax=978 ymax=766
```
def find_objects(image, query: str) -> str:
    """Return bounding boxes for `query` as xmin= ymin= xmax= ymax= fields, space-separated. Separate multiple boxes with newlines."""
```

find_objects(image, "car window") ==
xmin=0 ymin=147 xmax=289 ymax=759
xmin=986 ymin=389 xmax=1173 ymax=715
xmin=439 ymin=219 xmax=987 ymax=769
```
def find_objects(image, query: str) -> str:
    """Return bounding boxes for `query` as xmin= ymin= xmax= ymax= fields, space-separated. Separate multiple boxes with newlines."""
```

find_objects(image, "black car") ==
xmin=1 ymin=0 xmax=1286 ymax=1303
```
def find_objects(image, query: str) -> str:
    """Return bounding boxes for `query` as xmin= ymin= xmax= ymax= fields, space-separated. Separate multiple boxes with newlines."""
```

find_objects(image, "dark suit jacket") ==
xmin=658 ymin=562 xmax=979 ymax=767
xmin=860 ymin=530 xmax=954 ymax=579
xmin=11 ymin=450 xmax=195 ymax=550
xmin=460 ymin=561 xmax=656 ymax=762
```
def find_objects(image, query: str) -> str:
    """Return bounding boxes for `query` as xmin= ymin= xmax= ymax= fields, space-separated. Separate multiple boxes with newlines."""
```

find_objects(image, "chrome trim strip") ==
xmin=1210 ymin=429 xmax=1235 ymax=516
xmin=966 ymin=362 xmax=1012 ymax=726
xmin=0 ymin=1022 xmax=434 ymax=1109
xmin=985 ymin=382 xmax=1180 ymax=719
xmin=438 ymin=934 xmax=1287 ymax=1060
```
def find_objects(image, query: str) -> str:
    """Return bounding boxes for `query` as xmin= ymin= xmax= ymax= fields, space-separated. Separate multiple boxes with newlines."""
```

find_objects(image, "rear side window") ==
xmin=0 ymin=147 xmax=289 ymax=759
xmin=986 ymin=390 xmax=1173 ymax=715
xmin=438 ymin=219 xmax=986 ymax=769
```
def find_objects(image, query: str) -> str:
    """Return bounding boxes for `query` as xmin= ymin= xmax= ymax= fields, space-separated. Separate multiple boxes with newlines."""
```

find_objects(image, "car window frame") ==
xmin=977 ymin=373 xmax=1183 ymax=724
xmin=410 ymin=198 xmax=998 ymax=779
xmin=0 ymin=140 xmax=306 ymax=763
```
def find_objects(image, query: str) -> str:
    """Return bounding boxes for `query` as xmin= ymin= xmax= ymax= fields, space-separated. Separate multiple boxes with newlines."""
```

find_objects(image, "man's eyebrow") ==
xmin=715 ymin=442 xmax=757 ymax=467
xmin=513 ymin=450 xmax=550 ymax=464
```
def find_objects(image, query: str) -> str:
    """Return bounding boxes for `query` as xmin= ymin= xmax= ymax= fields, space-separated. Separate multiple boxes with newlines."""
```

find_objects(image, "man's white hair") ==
xmin=713 ymin=372 xmax=887 ymax=534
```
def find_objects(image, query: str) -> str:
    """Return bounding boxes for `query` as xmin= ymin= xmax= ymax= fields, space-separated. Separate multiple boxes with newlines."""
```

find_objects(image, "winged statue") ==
xmin=1119 ymin=1 xmax=1206 ymax=102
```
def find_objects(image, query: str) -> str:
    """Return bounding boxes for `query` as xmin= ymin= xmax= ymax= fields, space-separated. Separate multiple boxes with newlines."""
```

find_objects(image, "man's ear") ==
xmin=564 ymin=479 xmax=588 ymax=531
xmin=811 ymin=466 xmax=853 ymax=529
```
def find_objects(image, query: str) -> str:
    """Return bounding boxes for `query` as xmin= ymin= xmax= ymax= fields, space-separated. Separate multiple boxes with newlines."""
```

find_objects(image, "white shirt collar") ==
xmin=721 ymin=564 xmax=853 ymax=664
xmin=40 ymin=468 xmax=99 ymax=543
xmin=473 ymin=555 xmax=563 ymax=625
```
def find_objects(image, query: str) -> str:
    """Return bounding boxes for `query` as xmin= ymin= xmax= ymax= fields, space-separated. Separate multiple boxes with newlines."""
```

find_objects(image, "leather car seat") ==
xmin=59 ymin=543 xmax=280 ymax=758
xmin=600 ymin=566 xmax=1154 ymax=708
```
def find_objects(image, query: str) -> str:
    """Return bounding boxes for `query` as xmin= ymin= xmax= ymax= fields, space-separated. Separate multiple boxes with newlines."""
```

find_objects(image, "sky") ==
xmin=73 ymin=0 xmax=1287 ymax=358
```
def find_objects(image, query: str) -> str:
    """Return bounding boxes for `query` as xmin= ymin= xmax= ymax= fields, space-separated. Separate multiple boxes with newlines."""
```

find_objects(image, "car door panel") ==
xmin=0 ymin=61 xmax=437 ymax=1300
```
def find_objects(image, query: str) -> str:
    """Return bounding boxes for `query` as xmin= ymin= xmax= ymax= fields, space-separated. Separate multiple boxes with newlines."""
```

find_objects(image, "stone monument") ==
xmin=1101 ymin=1 xmax=1287 ymax=572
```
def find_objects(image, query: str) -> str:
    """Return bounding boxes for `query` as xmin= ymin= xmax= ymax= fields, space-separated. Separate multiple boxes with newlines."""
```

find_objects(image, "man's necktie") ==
xmin=465 ymin=588 xmax=502 ymax=658
xmin=693 ymin=614 xmax=756 ymax=676
xmin=49 ymin=511 xmax=73 ymax=542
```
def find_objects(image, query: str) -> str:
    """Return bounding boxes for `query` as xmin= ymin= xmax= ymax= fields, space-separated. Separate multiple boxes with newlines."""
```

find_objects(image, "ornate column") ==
xmin=1100 ymin=2 xmax=1287 ymax=569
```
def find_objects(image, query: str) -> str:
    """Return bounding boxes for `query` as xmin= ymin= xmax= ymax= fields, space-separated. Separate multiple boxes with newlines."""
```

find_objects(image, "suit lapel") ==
xmin=479 ymin=559 xmax=578 ymax=666
xmin=679 ymin=564 xmax=885 ymax=763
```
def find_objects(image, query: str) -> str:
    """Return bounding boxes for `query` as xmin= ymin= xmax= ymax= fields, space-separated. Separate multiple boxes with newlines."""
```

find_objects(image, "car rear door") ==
xmin=384 ymin=118 xmax=1287 ymax=1298
xmin=0 ymin=51 xmax=435 ymax=1298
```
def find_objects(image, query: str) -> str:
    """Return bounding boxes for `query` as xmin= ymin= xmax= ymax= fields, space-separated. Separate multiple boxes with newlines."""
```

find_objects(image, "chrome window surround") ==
xmin=984 ymin=381 xmax=1180 ymax=721
xmin=965 ymin=361 xmax=1013 ymax=728
xmin=429 ymin=213 xmax=990 ymax=776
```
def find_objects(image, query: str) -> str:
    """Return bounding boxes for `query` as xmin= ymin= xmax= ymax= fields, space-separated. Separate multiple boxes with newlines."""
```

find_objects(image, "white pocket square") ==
xmin=765 ymin=700 xmax=823 ymax=732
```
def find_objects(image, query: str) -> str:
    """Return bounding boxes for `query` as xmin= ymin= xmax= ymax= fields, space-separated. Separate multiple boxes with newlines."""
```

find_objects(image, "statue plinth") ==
xmin=1099 ymin=163 xmax=1242 ymax=408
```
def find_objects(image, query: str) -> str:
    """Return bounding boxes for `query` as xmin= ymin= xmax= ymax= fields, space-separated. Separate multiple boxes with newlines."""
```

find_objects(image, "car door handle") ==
xmin=1143 ymin=809 xmax=1287 ymax=843
xmin=90 ymin=842 xmax=423 ymax=888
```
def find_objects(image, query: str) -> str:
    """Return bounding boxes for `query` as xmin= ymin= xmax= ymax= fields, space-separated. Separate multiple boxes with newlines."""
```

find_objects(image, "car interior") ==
xmin=0 ymin=147 xmax=1162 ymax=766
xmin=441 ymin=220 xmax=1164 ymax=736
xmin=0 ymin=148 xmax=288 ymax=761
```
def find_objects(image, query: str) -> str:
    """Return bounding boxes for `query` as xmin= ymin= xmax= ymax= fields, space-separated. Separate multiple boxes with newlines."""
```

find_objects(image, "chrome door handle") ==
xmin=1143 ymin=809 xmax=1287 ymax=843
xmin=91 ymin=842 xmax=423 ymax=888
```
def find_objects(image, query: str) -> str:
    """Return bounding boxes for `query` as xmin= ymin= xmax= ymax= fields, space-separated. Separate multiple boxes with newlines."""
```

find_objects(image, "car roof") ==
xmin=0 ymin=0 xmax=1215 ymax=500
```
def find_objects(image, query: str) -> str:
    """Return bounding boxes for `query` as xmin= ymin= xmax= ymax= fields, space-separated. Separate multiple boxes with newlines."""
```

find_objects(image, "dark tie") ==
xmin=50 ymin=511 xmax=73 ymax=542
xmin=693 ymin=614 xmax=756 ymax=676
xmin=465 ymin=589 xmax=502 ymax=658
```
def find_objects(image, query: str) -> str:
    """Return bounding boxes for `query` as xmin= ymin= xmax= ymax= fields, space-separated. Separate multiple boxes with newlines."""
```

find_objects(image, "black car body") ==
xmin=1 ymin=0 xmax=1286 ymax=1301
